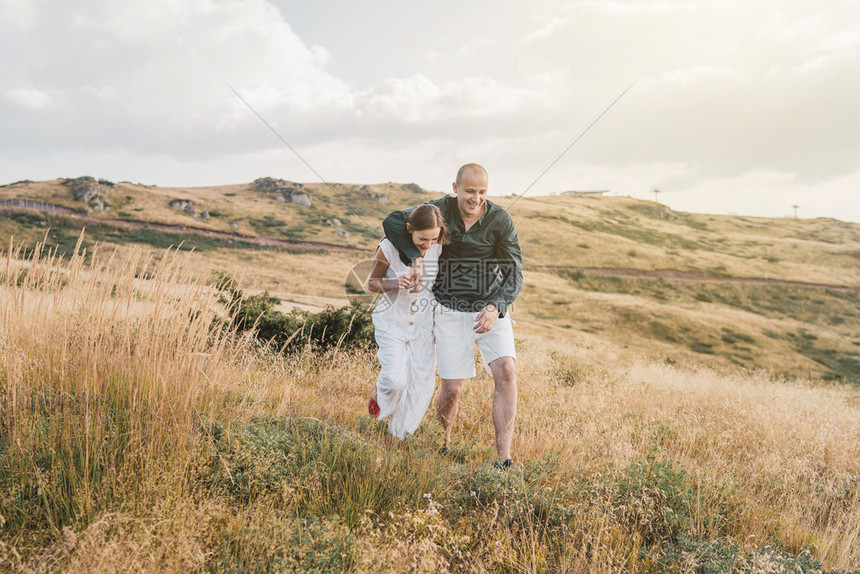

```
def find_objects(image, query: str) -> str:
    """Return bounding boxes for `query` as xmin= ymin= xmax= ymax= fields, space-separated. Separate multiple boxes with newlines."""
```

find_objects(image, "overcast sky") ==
xmin=2 ymin=0 xmax=859 ymax=221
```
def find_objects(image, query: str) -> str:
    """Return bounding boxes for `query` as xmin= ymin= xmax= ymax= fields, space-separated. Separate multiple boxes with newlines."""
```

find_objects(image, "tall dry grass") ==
xmin=1 ymin=236 xmax=262 ymax=567
xmin=1 ymin=235 xmax=859 ymax=572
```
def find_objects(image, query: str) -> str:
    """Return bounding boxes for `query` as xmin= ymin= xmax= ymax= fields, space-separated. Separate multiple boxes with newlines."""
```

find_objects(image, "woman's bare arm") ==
xmin=368 ymin=246 xmax=416 ymax=293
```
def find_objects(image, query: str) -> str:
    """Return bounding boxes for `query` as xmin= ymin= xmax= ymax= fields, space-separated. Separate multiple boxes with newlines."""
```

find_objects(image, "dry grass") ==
xmin=2 ymin=237 xmax=859 ymax=572
xmin=5 ymin=179 xmax=860 ymax=285
xmin=3 ymin=181 xmax=859 ymax=384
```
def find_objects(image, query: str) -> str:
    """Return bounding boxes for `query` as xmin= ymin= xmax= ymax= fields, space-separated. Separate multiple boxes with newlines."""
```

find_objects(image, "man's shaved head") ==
xmin=455 ymin=163 xmax=488 ymax=186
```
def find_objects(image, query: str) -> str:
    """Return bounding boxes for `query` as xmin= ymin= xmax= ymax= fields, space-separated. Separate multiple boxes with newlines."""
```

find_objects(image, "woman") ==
xmin=367 ymin=204 xmax=448 ymax=440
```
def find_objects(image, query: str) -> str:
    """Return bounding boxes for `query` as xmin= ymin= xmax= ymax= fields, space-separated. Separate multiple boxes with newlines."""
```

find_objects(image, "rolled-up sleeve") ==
xmin=381 ymin=198 xmax=448 ymax=265
xmin=382 ymin=207 xmax=420 ymax=265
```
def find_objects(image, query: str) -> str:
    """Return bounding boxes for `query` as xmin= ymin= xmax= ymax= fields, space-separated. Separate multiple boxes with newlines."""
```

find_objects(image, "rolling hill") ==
xmin=3 ymin=176 xmax=859 ymax=383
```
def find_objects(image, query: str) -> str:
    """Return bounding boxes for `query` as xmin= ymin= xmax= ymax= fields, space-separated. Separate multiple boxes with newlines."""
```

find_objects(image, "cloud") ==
xmin=79 ymin=85 xmax=116 ymax=98
xmin=457 ymin=37 xmax=494 ymax=56
xmin=0 ymin=0 xmax=36 ymax=31
xmin=354 ymin=74 xmax=552 ymax=126
xmin=5 ymin=88 xmax=55 ymax=110
xmin=580 ymin=0 xmax=676 ymax=16
xmin=522 ymin=17 xmax=567 ymax=43
xmin=0 ymin=0 xmax=353 ymax=157
xmin=357 ymin=75 xmax=441 ymax=122
xmin=662 ymin=66 xmax=733 ymax=84
xmin=0 ymin=0 xmax=554 ymax=164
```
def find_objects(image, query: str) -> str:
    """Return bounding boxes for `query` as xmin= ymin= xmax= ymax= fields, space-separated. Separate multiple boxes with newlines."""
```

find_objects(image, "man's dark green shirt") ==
xmin=381 ymin=196 xmax=523 ymax=316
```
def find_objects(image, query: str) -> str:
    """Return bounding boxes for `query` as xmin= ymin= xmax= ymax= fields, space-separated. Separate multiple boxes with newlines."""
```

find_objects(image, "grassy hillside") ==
xmin=1 ymin=238 xmax=859 ymax=572
xmin=3 ymin=177 xmax=860 ymax=383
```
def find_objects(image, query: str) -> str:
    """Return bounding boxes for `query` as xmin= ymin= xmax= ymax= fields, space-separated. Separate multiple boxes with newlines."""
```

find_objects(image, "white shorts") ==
xmin=434 ymin=305 xmax=516 ymax=380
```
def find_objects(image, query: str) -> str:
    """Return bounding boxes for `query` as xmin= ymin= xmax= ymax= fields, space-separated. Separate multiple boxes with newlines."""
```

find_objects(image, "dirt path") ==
xmin=534 ymin=265 xmax=860 ymax=292
xmin=1 ymin=199 xmax=372 ymax=253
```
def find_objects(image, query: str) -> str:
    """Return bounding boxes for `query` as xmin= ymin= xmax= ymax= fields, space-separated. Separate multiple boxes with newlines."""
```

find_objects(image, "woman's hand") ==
xmin=386 ymin=275 xmax=414 ymax=291
xmin=405 ymin=257 xmax=424 ymax=293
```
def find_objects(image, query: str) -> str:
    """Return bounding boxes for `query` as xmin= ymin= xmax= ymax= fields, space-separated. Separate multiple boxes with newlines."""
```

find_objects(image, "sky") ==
xmin=2 ymin=0 xmax=859 ymax=221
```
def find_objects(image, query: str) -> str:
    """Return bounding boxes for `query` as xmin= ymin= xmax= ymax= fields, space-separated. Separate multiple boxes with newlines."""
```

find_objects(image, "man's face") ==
xmin=453 ymin=168 xmax=488 ymax=219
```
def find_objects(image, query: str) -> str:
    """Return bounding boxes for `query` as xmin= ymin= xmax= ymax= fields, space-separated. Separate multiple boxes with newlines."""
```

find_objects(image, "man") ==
xmin=382 ymin=163 xmax=523 ymax=467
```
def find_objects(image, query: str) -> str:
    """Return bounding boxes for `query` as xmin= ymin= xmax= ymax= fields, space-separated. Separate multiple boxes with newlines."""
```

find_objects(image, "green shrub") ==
xmin=562 ymin=268 xmax=587 ymax=282
xmin=689 ymin=341 xmax=715 ymax=354
xmin=217 ymin=274 xmax=375 ymax=353
xmin=652 ymin=537 xmax=835 ymax=574
xmin=204 ymin=418 xmax=436 ymax=527
xmin=210 ymin=513 xmax=356 ymax=573
xmin=720 ymin=328 xmax=756 ymax=345
xmin=447 ymin=456 xmax=575 ymax=535
xmin=610 ymin=455 xmax=694 ymax=546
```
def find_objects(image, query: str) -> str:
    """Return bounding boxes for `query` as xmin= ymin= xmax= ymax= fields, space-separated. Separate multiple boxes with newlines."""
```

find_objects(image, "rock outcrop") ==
xmin=401 ymin=182 xmax=426 ymax=194
xmin=251 ymin=177 xmax=287 ymax=192
xmin=64 ymin=176 xmax=114 ymax=213
xmin=168 ymin=199 xmax=211 ymax=219
xmin=641 ymin=203 xmax=676 ymax=222
xmin=169 ymin=199 xmax=196 ymax=214
xmin=290 ymin=192 xmax=312 ymax=207
xmin=251 ymin=177 xmax=312 ymax=207
xmin=358 ymin=185 xmax=389 ymax=204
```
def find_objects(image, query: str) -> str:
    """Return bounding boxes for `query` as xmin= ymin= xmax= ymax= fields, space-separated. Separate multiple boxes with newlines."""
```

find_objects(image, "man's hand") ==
xmin=406 ymin=257 xmax=424 ymax=293
xmin=474 ymin=304 xmax=499 ymax=334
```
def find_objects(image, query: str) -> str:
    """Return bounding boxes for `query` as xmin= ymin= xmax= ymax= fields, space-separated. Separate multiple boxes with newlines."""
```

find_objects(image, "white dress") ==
xmin=372 ymin=238 xmax=442 ymax=438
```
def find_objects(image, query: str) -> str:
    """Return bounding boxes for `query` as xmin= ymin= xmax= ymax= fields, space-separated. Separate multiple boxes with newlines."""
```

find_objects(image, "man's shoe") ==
xmin=368 ymin=397 xmax=380 ymax=418
xmin=494 ymin=458 xmax=514 ymax=470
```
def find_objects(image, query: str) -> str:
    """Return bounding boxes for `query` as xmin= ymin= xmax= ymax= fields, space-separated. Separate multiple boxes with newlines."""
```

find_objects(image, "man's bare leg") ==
xmin=436 ymin=378 xmax=465 ymax=450
xmin=489 ymin=357 xmax=517 ymax=461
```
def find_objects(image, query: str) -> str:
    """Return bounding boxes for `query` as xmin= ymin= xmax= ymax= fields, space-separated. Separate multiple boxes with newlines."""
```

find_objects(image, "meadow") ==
xmin=1 ymin=233 xmax=859 ymax=573
xmin=2 ymin=179 xmax=860 ymax=572
xmin=4 ymin=178 xmax=860 ymax=384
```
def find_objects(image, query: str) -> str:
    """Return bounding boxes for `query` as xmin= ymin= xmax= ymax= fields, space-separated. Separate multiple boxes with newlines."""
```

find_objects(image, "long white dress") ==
xmin=372 ymin=238 xmax=442 ymax=438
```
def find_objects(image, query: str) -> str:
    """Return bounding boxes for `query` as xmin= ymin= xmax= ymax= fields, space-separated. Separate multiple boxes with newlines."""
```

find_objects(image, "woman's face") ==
xmin=410 ymin=226 xmax=441 ymax=255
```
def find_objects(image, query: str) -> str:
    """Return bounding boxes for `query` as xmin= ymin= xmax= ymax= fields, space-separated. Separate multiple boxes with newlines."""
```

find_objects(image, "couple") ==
xmin=367 ymin=163 xmax=523 ymax=467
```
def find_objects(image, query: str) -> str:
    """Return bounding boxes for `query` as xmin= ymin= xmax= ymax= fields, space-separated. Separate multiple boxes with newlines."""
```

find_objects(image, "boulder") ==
xmin=290 ymin=192 xmax=312 ymax=207
xmin=253 ymin=177 xmax=304 ymax=193
xmin=401 ymin=182 xmax=426 ymax=194
xmin=65 ymin=176 xmax=112 ymax=212
xmin=642 ymin=203 xmax=676 ymax=222
xmin=252 ymin=177 xmax=290 ymax=192
xmin=334 ymin=228 xmax=350 ymax=238
xmin=252 ymin=177 xmax=311 ymax=206
xmin=358 ymin=185 xmax=389 ymax=204
xmin=169 ymin=199 xmax=197 ymax=216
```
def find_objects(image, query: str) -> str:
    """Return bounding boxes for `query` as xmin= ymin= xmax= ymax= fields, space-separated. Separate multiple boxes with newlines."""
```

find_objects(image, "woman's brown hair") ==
xmin=407 ymin=204 xmax=449 ymax=245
